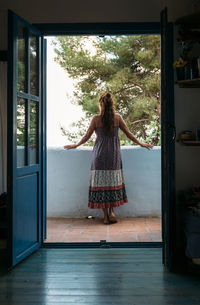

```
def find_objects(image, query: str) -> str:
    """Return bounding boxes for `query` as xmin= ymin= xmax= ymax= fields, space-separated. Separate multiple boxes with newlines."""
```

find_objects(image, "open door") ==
xmin=7 ymin=10 xmax=46 ymax=268
xmin=160 ymin=7 xmax=176 ymax=270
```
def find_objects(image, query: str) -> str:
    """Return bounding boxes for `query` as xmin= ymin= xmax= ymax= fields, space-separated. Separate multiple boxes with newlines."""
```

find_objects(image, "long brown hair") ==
xmin=99 ymin=92 xmax=115 ymax=134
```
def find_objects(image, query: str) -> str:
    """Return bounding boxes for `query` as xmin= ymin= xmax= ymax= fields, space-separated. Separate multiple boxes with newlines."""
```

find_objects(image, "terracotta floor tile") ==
xmin=149 ymin=232 xmax=162 ymax=241
xmin=137 ymin=233 xmax=152 ymax=242
xmin=45 ymin=217 xmax=162 ymax=243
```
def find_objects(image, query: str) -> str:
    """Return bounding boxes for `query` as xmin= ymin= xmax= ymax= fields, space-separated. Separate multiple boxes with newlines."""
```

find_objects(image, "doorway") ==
xmin=7 ymin=9 xmax=175 ymax=269
xmin=44 ymin=34 xmax=162 ymax=244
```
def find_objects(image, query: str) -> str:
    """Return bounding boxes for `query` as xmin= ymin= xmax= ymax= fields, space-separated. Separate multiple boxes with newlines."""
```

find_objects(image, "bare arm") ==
xmin=118 ymin=115 xmax=153 ymax=149
xmin=64 ymin=116 xmax=96 ymax=149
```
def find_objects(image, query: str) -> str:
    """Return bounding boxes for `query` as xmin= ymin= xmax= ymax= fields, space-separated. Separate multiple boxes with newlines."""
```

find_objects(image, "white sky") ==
xmin=46 ymin=36 xmax=84 ymax=147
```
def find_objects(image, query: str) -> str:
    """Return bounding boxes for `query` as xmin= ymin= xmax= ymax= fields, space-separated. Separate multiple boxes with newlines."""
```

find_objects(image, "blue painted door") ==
xmin=7 ymin=11 xmax=46 ymax=268
xmin=160 ymin=8 xmax=175 ymax=270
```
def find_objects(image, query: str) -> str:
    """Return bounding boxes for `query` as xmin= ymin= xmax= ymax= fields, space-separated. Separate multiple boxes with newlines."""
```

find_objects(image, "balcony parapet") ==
xmin=47 ymin=146 xmax=161 ymax=218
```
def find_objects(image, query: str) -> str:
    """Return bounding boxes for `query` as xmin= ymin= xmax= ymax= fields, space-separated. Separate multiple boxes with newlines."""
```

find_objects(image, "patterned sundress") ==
xmin=88 ymin=126 xmax=128 ymax=209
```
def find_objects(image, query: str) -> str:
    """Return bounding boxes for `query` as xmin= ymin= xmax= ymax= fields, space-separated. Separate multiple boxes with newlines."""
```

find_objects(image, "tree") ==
xmin=53 ymin=35 xmax=161 ymax=145
xmin=17 ymin=33 xmax=38 ymax=149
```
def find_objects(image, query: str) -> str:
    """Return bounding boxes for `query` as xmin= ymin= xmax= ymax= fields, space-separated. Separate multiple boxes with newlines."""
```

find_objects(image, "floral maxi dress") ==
xmin=88 ymin=126 xmax=128 ymax=209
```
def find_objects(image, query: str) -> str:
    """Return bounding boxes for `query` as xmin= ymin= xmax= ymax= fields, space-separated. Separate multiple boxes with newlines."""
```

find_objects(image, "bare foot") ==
xmin=109 ymin=215 xmax=118 ymax=223
xmin=109 ymin=207 xmax=118 ymax=223
xmin=103 ymin=217 xmax=110 ymax=225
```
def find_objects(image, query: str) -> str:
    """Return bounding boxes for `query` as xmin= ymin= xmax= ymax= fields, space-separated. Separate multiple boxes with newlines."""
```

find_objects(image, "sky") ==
xmin=46 ymin=36 xmax=84 ymax=147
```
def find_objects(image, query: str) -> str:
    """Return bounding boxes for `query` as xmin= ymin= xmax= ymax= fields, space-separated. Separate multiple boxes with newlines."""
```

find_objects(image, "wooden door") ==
xmin=7 ymin=10 xmax=45 ymax=268
xmin=160 ymin=7 xmax=176 ymax=270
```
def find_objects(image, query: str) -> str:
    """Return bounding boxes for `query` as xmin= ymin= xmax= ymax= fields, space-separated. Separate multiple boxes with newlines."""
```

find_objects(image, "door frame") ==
xmin=34 ymin=22 xmax=174 ymax=252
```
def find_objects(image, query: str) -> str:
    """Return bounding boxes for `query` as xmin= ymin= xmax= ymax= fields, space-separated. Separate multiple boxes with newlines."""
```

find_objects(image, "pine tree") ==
xmin=54 ymin=35 xmax=161 ymax=145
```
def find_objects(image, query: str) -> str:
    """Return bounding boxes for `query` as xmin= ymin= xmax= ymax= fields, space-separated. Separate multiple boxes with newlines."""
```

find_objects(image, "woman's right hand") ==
xmin=140 ymin=143 xmax=154 ymax=150
xmin=64 ymin=144 xmax=77 ymax=150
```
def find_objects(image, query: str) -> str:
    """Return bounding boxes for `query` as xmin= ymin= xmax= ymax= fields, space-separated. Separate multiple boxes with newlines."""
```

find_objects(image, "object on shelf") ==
xmin=190 ymin=58 xmax=199 ymax=79
xmin=174 ymin=14 xmax=200 ymax=83
xmin=179 ymin=188 xmax=200 ymax=265
xmin=173 ymin=59 xmax=186 ymax=80
xmin=177 ymin=130 xmax=200 ymax=145
xmin=192 ymin=258 xmax=200 ymax=265
xmin=184 ymin=62 xmax=191 ymax=80
xmin=174 ymin=58 xmax=200 ymax=81
xmin=175 ymin=66 xmax=185 ymax=80
xmin=179 ymin=130 xmax=196 ymax=141
xmin=195 ymin=129 xmax=200 ymax=141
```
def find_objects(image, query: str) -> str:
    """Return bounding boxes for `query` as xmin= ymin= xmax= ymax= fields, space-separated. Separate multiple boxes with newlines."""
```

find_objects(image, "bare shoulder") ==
xmin=91 ymin=114 xmax=101 ymax=126
xmin=92 ymin=114 xmax=101 ymax=121
xmin=115 ymin=113 xmax=123 ymax=120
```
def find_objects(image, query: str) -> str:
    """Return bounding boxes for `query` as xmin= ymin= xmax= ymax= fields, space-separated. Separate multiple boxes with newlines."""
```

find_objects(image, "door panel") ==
xmin=7 ymin=10 xmax=44 ymax=268
xmin=160 ymin=7 xmax=175 ymax=270
xmin=15 ymin=174 xmax=38 ymax=258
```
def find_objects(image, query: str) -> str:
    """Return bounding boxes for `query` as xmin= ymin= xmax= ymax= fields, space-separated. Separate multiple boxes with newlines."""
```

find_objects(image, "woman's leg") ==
xmin=103 ymin=208 xmax=109 ymax=224
xmin=109 ymin=206 xmax=115 ymax=217
xmin=109 ymin=206 xmax=118 ymax=223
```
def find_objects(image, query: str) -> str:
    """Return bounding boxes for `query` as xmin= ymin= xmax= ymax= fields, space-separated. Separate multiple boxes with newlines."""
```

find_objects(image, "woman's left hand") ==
xmin=140 ymin=143 xmax=154 ymax=150
xmin=64 ymin=144 xmax=77 ymax=150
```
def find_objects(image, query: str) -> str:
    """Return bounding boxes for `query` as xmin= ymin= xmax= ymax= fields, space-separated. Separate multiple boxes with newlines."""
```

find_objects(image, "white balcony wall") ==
xmin=47 ymin=146 xmax=161 ymax=218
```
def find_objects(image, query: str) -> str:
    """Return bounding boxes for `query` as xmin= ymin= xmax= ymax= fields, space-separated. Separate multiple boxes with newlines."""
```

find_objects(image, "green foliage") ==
xmin=54 ymin=35 xmax=161 ymax=146
xmin=17 ymin=35 xmax=38 ymax=147
xmin=61 ymin=116 xmax=96 ymax=146
xmin=17 ymin=100 xmax=37 ymax=147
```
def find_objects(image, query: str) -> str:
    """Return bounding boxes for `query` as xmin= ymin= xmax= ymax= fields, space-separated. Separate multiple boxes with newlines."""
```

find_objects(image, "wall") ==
xmin=173 ymin=24 xmax=200 ymax=248
xmin=175 ymin=87 xmax=200 ymax=191
xmin=47 ymin=146 xmax=161 ymax=218
xmin=174 ymin=25 xmax=200 ymax=192
xmin=0 ymin=0 xmax=196 ymax=50
xmin=0 ymin=1 xmax=200 ymax=202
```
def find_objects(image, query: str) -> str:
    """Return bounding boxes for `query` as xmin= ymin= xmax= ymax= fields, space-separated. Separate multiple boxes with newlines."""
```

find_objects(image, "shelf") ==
xmin=177 ymin=140 xmax=200 ymax=146
xmin=175 ymin=78 xmax=200 ymax=88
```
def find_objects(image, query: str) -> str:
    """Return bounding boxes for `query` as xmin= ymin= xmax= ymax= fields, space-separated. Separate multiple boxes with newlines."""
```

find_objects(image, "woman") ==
xmin=64 ymin=92 xmax=153 ymax=224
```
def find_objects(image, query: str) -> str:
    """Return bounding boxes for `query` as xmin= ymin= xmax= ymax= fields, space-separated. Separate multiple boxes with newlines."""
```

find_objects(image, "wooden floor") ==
xmin=0 ymin=248 xmax=200 ymax=304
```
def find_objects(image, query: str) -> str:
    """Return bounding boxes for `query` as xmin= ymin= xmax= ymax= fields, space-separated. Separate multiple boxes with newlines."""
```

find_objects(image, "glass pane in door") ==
xmin=17 ymin=23 xmax=26 ymax=92
xmin=30 ymin=34 xmax=39 ymax=96
xmin=17 ymin=98 xmax=26 ymax=167
xmin=30 ymin=101 xmax=38 ymax=165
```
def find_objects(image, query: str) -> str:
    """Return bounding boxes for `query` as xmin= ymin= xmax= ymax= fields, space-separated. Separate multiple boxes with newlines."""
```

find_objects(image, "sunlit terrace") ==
xmin=45 ymin=146 xmax=162 ymax=243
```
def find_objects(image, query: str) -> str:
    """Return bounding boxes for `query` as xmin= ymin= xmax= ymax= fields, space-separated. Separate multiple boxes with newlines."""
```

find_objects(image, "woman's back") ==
xmin=93 ymin=113 xmax=121 ymax=128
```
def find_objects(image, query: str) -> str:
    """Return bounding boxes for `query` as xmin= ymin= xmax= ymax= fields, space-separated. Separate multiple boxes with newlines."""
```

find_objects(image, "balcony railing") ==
xmin=47 ymin=146 xmax=161 ymax=218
